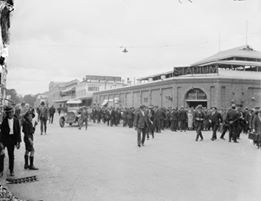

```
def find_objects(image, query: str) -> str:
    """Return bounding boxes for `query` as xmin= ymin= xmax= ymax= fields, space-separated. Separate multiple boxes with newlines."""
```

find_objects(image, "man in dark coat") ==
xmin=178 ymin=107 xmax=187 ymax=132
xmin=134 ymin=105 xmax=149 ymax=147
xmin=225 ymin=104 xmax=240 ymax=143
xmin=39 ymin=101 xmax=48 ymax=135
xmin=210 ymin=107 xmax=223 ymax=141
xmin=127 ymin=108 xmax=134 ymax=128
xmin=194 ymin=105 xmax=205 ymax=141
xmin=147 ymin=106 xmax=155 ymax=139
xmin=0 ymin=106 xmax=21 ymax=176
xmin=170 ymin=108 xmax=179 ymax=131
xmin=48 ymin=105 xmax=56 ymax=124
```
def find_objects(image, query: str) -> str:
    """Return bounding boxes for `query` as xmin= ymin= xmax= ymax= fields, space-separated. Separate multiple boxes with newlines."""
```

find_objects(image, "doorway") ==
xmin=186 ymin=101 xmax=207 ymax=109
xmin=185 ymin=88 xmax=208 ymax=109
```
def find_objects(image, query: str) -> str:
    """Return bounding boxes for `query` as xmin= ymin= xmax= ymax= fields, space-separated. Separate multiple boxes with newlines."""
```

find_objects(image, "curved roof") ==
xmin=191 ymin=45 xmax=261 ymax=66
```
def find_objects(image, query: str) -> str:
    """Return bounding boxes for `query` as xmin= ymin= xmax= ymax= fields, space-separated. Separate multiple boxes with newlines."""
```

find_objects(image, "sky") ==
xmin=5 ymin=0 xmax=261 ymax=95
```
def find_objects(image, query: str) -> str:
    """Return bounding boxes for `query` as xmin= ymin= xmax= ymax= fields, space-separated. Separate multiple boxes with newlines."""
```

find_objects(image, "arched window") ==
xmin=185 ymin=88 xmax=207 ymax=100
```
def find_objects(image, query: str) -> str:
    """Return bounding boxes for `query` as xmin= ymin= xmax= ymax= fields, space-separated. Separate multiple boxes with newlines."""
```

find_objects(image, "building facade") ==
xmin=48 ymin=79 xmax=80 ymax=107
xmin=48 ymin=75 xmax=127 ymax=107
xmin=0 ymin=1 xmax=14 ymax=121
xmin=93 ymin=46 xmax=261 ymax=110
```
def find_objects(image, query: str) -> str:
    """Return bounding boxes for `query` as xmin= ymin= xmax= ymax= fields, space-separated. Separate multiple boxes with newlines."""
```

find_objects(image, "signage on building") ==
xmin=173 ymin=65 xmax=218 ymax=76
xmin=84 ymin=75 xmax=121 ymax=82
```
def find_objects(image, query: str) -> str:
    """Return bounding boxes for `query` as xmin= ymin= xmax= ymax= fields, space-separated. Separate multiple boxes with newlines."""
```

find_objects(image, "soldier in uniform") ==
xmin=194 ymin=105 xmax=205 ymax=141
xmin=0 ymin=106 xmax=21 ymax=176
xmin=22 ymin=111 xmax=38 ymax=170
xmin=209 ymin=107 xmax=223 ymax=141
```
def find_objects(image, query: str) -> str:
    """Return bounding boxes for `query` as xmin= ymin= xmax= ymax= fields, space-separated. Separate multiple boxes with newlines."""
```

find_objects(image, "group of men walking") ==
xmin=88 ymin=104 xmax=258 ymax=147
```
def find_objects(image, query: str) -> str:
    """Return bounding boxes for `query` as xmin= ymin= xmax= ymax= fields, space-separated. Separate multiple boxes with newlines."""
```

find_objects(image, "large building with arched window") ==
xmin=92 ymin=45 xmax=261 ymax=110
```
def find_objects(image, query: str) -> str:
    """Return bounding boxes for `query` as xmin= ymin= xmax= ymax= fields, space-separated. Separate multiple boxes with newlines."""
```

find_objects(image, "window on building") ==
xmin=88 ymin=86 xmax=99 ymax=91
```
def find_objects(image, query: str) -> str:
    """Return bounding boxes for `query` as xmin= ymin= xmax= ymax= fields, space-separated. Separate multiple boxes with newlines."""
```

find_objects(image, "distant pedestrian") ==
xmin=79 ymin=107 xmax=88 ymax=130
xmin=49 ymin=105 xmax=56 ymax=124
xmin=39 ymin=102 xmax=48 ymax=135
xmin=251 ymin=109 xmax=261 ymax=148
xmin=194 ymin=105 xmax=204 ymax=141
xmin=210 ymin=107 xmax=222 ymax=141
xmin=134 ymin=105 xmax=149 ymax=147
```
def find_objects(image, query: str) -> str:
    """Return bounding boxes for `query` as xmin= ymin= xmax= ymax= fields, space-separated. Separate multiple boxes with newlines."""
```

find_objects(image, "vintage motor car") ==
xmin=59 ymin=99 xmax=82 ymax=127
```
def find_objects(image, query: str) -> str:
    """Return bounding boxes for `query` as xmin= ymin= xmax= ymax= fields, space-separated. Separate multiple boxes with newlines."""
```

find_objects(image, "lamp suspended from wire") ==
xmin=120 ymin=46 xmax=128 ymax=53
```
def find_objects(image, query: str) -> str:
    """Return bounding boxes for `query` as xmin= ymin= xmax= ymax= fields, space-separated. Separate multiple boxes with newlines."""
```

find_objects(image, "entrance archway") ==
xmin=185 ymin=88 xmax=207 ymax=108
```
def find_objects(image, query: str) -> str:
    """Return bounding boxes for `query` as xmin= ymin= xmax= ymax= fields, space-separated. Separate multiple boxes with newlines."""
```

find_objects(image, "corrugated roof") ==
xmin=191 ymin=45 xmax=261 ymax=66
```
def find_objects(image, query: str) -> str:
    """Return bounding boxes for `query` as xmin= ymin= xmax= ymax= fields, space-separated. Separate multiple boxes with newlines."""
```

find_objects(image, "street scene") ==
xmin=0 ymin=0 xmax=261 ymax=201
xmin=1 ymin=115 xmax=261 ymax=201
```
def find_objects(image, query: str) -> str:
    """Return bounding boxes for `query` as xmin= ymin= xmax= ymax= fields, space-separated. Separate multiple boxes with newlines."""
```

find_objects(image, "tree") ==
xmin=23 ymin=94 xmax=37 ymax=107
xmin=5 ymin=88 xmax=22 ymax=104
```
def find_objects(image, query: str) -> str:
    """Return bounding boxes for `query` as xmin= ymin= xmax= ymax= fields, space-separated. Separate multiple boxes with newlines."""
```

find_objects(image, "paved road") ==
xmin=1 ymin=115 xmax=261 ymax=201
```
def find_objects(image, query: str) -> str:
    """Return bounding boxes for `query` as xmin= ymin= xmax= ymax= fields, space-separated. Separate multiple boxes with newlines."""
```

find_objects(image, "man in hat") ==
xmin=0 ymin=106 xmax=21 ymax=176
xmin=22 ymin=111 xmax=38 ymax=170
xmin=194 ymin=105 xmax=205 ymax=141
xmin=209 ymin=107 xmax=223 ymax=141
xmin=39 ymin=101 xmax=48 ymax=135
xmin=79 ymin=107 xmax=88 ymax=130
xmin=224 ymin=104 xmax=240 ymax=143
xmin=134 ymin=105 xmax=149 ymax=147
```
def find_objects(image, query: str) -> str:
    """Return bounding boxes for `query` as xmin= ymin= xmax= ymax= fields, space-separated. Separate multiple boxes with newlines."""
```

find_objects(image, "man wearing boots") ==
xmin=0 ymin=106 xmax=21 ymax=177
xmin=22 ymin=111 xmax=38 ymax=170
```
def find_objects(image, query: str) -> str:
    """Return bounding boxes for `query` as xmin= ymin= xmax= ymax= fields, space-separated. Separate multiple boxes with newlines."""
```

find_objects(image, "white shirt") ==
xmin=8 ymin=118 xmax=14 ymax=135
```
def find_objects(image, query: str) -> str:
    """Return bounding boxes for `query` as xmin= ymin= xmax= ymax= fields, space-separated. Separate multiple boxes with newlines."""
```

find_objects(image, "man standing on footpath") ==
xmin=22 ymin=111 xmax=39 ymax=170
xmin=0 ymin=106 xmax=21 ymax=177
xmin=134 ymin=105 xmax=149 ymax=147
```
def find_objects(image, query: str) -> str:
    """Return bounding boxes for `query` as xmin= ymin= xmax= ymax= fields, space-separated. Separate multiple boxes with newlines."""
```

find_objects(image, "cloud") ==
xmin=5 ymin=0 xmax=261 ymax=95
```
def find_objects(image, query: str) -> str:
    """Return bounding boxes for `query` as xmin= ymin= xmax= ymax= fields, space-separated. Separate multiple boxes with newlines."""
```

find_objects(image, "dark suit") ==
xmin=134 ymin=110 xmax=148 ymax=146
xmin=210 ymin=111 xmax=223 ymax=140
xmin=194 ymin=111 xmax=204 ymax=141
xmin=225 ymin=109 xmax=240 ymax=142
xmin=0 ymin=117 xmax=21 ymax=174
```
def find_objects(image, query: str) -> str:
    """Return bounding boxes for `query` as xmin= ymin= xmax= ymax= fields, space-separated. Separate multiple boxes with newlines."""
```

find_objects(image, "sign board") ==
xmin=84 ymin=75 xmax=121 ymax=82
xmin=173 ymin=65 xmax=218 ymax=76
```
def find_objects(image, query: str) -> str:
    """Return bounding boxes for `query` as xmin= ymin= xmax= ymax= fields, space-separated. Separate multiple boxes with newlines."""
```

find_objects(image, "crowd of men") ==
xmin=87 ymin=104 xmax=260 ymax=147
xmin=0 ymin=101 xmax=260 ymax=177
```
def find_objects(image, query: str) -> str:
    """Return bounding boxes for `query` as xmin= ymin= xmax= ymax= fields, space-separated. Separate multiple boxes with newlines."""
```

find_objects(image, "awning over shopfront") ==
xmin=53 ymin=99 xmax=69 ymax=103
xmin=67 ymin=99 xmax=82 ymax=104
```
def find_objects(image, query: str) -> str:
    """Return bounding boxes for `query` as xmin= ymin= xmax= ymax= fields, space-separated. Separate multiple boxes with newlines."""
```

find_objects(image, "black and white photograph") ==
xmin=0 ymin=0 xmax=261 ymax=200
